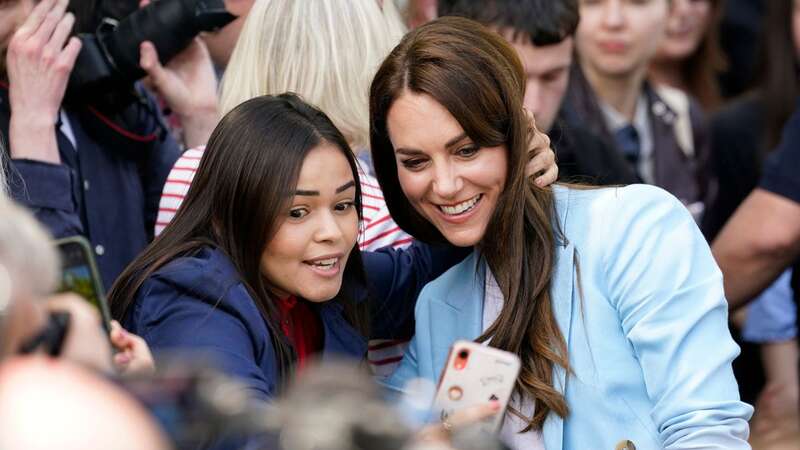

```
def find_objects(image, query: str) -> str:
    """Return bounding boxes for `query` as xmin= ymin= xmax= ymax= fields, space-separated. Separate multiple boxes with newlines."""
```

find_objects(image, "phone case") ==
xmin=432 ymin=340 xmax=521 ymax=433
xmin=54 ymin=236 xmax=113 ymax=333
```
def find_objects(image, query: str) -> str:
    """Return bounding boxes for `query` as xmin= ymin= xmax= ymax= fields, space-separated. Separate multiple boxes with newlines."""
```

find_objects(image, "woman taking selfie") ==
xmin=372 ymin=17 xmax=752 ymax=449
xmin=108 ymin=94 xmax=478 ymax=401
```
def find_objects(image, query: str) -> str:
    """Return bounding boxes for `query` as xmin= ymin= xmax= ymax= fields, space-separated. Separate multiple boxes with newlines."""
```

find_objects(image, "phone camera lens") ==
xmin=458 ymin=349 xmax=469 ymax=359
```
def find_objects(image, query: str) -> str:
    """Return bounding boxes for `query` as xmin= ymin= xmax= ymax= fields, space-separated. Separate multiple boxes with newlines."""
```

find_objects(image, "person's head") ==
xmin=759 ymin=0 xmax=800 ymax=150
xmin=0 ymin=198 xmax=113 ymax=371
xmin=110 ymin=93 xmax=367 ymax=378
xmin=219 ymin=0 xmax=406 ymax=150
xmin=575 ymin=0 xmax=670 ymax=82
xmin=437 ymin=0 xmax=579 ymax=131
xmin=0 ymin=0 xmax=34 ymax=73
xmin=650 ymin=0 xmax=725 ymax=109
xmin=0 ymin=197 xmax=60 ymax=360
xmin=370 ymin=15 xmax=569 ymax=431
xmin=0 ymin=357 xmax=171 ymax=450
xmin=200 ymin=0 xmax=256 ymax=68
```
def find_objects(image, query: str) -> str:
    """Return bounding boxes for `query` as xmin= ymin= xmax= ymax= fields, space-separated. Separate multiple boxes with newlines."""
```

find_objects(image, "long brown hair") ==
xmin=369 ymin=16 xmax=569 ymax=431
xmin=651 ymin=0 xmax=727 ymax=110
xmin=681 ymin=0 xmax=727 ymax=110
xmin=109 ymin=94 xmax=369 ymax=381
xmin=759 ymin=0 xmax=799 ymax=151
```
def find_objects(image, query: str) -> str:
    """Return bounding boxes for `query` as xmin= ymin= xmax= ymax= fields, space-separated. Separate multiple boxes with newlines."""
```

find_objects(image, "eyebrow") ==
xmin=395 ymin=132 xmax=469 ymax=155
xmin=294 ymin=180 xmax=356 ymax=196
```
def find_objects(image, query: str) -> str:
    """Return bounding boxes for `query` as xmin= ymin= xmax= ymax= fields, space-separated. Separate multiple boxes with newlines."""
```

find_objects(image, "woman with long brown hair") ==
xmin=108 ymin=94 xmax=474 ymax=407
xmin=372 ymin=17 xmax=751 ymax=449
xmin=648 ymin=0 xmax=727 ymax=111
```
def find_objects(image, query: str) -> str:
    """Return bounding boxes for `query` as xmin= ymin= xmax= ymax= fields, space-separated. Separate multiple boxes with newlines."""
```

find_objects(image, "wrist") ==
xmin=179 ymin=107 xmax=219 ymax=148
xmin=9 ymin=115 xmax=60 ymax=164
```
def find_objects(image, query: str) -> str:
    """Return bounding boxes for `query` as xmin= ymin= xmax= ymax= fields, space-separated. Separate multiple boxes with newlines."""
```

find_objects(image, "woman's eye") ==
xmin=289 ymin=208 xmax=309 ymax=219
xmin=456 ymin=145 xmax=480 ymax=158
xmin=401 ymin=158 xmax=426 ymax=170
xmin=335 ymin=201 xmax=355 ymax=212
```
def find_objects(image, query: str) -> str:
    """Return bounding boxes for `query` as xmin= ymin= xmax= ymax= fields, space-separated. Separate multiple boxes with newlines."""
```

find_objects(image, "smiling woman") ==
xmin=106 ymin=95 xmax=469 ymax=419
xmin=372 ymin=16 xmax=752 ymax=449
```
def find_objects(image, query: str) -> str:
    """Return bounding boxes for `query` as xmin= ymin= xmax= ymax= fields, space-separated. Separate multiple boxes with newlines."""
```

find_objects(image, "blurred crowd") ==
xmin=0 ymin=0 xmax=799 ymax=449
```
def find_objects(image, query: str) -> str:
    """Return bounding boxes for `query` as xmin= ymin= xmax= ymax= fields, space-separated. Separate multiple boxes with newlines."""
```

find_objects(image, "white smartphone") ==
xmin=432 ymin=340 xmax=521 ymax=433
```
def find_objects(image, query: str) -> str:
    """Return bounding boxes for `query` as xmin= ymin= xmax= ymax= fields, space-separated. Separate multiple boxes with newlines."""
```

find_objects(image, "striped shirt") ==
xmin=155 ymin=146 xmax=411 ymax=376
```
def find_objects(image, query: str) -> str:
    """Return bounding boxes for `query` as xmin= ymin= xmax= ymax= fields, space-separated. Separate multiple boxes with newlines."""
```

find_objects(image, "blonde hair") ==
xmin=0 ymin=134 xmax=8 ymax=196
xmin=220 ymin=0 xmax=406 ymax=150
xmin=0 ymin=196 xmax=59 ymax=300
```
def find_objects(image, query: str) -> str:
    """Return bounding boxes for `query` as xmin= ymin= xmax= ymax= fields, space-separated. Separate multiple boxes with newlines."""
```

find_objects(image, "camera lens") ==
xmin=458 ymin=349 xmax=469 ymax=360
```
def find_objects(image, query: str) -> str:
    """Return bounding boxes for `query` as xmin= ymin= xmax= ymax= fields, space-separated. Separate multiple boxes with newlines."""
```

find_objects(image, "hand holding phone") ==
xmin=432 ymin=340 xmax=521 ymax=433
xmin=54 ymin=236 xmax=112 ymax=333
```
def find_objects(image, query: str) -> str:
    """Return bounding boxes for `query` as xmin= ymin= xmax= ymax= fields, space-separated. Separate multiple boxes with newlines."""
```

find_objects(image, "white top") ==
xmin=482 ymin=270 xmax=545 ymax=450
xmin=600 ymin=94 xmax=655 ymax=184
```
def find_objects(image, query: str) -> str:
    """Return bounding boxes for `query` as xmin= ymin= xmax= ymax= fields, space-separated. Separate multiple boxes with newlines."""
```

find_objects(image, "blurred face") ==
xmin=200 ymin=0 xmax=255 ymax=67
xmin=0 ymin=0 xmax=34 ymax=71
xmin=576 ymin=0 xmax=669 ymax=79
xmin=505 ymin=32 xmax=573 ymax=132
xmin=387 ymin=91 xmax=508 ymax=247
xmin=655 ymin=0 xmax=712 ymax=62
xmin=260 ymin=143 xmax=359 ymax=302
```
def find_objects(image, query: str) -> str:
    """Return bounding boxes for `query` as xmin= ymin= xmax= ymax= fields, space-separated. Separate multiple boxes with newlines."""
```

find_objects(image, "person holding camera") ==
xmin=1 ymin=0 xmax=183 ymax=290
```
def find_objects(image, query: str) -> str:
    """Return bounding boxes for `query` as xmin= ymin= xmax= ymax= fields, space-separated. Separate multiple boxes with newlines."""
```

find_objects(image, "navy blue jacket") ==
xmin=123 ymin=243 xmax=467 ymax=400
xmin=3 ymin=86 xmax=182 ymax=289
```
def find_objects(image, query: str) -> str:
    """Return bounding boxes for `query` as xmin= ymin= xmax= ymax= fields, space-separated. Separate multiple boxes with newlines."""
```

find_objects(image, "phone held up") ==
xmin=54 ymin=236 xmax=113 ymax=333
xmin=433 ymin=340 xmax=521 ymax=433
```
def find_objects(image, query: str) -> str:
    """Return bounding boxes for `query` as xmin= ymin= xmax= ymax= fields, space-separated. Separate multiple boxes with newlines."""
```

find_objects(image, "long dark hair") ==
xmin=758 ymin=0 xmax=799 ymax=151
xmin=680 ymin=0 xmax=727 ymax=110
xmin=370 ymin=16 xmax=569 ymax=431
xmin=109 ymin=93 xmax=369 ymax=381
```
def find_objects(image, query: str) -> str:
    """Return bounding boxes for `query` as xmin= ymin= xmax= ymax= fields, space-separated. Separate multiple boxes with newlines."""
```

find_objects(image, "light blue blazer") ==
xmin=386 ymin=185 xmax=752 ymax=450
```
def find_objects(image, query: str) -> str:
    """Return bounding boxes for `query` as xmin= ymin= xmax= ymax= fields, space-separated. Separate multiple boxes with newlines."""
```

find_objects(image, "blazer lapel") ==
xmin=544 ymin=187 xmax=576 ymax=450
xmin=430 ymin=252 xmax=485 ymax=383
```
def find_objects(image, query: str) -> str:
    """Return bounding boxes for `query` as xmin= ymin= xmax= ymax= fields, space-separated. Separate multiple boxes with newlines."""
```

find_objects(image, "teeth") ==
xmin=309 ymin=258 xmax=337 ymax=268
xmin=439 ymin=195 xmax=481 ymax=215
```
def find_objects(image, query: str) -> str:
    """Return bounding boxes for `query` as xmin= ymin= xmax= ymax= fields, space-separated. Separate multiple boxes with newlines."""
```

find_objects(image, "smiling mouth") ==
xmin=303 ymin=257 xmax=339 ymax=270
xmin=437 ymin=194 xmax=483 ymax=216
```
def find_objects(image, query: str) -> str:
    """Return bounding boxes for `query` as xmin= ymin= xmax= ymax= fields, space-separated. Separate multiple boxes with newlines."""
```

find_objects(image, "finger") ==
xmin=13 ymin=0 xmax=57 ymax=39
xmin=114 ymin=351 xmax=132 ymax=367
xmin=526 ymin=143 xmax=554 ymax=176
xmin=524 ymin=108 xmax=538 ymax=130
xmin=32 ymin=0 xmax=70 ymax=45
xmin=446 ymin=401 xmax=501 ymax=427
xmin=139 ymin=41 xmax=168 ymax=85
xmin=535 ymin=163 xmax=559 ymax=187
xmin=45 ymin=12 xmax=75 ymax=54
xmin=55 ymin=37 xmax=82 ymax=73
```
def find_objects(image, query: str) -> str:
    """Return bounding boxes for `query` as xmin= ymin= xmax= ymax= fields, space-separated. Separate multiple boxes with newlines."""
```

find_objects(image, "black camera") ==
xmin=68 ymin=0 xmax=235 ymax=97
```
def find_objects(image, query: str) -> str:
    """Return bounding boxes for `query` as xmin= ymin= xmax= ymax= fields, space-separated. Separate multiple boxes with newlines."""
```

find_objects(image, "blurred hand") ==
xmin=110 ymin=320 xmax=155 ymax=376
xmin=413 ymin=401 xmax=501 ymax=445
xmin=6 ymin=0 xmax=81 ymax=163
xmin=45 ymin=294 xmax=113 ymax=373
xmin=139 ymin=38 xmax=219 ymax=148
xmin=524 ymin=109 xmax=558 ymax=187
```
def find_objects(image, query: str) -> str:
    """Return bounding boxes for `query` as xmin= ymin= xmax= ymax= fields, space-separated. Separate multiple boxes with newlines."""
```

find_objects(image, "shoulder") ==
xmin=557 ymin=183 xmax=681 ymax=213
xmin=712 ymin=94 xmax=764 ymax=130
xmin=555 ymin=184 xmax=689 ymax=241
xmin=134 ymin=246 xmax=255 ymax=317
